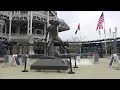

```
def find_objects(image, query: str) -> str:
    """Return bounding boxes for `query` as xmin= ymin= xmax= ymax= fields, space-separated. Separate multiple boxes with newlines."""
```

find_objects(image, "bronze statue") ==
xmin=44 ymin=20 xmax=68 ymax=56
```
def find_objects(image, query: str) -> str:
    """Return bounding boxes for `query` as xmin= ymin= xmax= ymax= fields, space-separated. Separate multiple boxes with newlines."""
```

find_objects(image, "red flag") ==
xmin=77 ymin=23 xmax=80 ymax=30
xmin=75 ymin=23 xmax=80 ymax=34
xmin=96 ymin=12 xmax=104 ymax=31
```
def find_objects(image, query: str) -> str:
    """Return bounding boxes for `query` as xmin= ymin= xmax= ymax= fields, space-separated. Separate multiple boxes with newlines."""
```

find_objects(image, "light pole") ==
xmin=22 ymin=11 xmax=32 ymax=72
xmin=22 ymin=35 xmax=32 ymax=72
xmin=113 ymin=31 xmax=117 ymax=54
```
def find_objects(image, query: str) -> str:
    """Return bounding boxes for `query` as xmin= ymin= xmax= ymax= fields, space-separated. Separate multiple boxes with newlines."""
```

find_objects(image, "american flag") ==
xmin=96 ymin=12 xmax=104 ymax=31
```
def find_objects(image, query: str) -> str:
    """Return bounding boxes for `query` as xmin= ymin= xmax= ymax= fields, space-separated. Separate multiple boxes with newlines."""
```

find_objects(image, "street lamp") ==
xmin=113 ymin=31 xmax=117 ymax=54
xmin=22 ymin=35 xmax=32 ymax=72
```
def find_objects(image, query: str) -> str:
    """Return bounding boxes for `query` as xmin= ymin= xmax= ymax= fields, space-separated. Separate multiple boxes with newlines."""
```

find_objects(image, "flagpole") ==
xmin=109 ymin=28 xmax=112 ymax=55
xmin=80 ymin=31 xmax=81 ymax=54
xmin=99 ymin=30 xmax=101 ymax=40
xmin=115 ymin=27 xmax=117 ymax=38
xmin=103 ymin=12 xmax=107 ymax=57
xmin=99 ymin=29 xmax=103 ymax=58
xmin=114 ymin=27 xmax=117 ymax=53
xmin=80 ymin=31 xmax=81 ymax=40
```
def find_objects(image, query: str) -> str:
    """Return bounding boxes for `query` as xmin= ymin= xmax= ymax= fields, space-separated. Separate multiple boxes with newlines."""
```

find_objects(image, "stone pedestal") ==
xmin=93 ymin=50 xmax=99 ymax=64
xmin=4 ymin=55 xmax=11 ymax=63
xmin=29 ymin=46 xmax=34 ymax=54
xmin=30 ymin=57 xmax=69 ymax=71
xmin=93 ymin=54 xmax=99 ymax=64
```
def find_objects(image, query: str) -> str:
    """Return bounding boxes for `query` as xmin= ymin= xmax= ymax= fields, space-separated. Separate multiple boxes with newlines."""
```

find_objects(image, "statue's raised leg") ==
xmin=55 ymin=36 xmax=69 ymax=50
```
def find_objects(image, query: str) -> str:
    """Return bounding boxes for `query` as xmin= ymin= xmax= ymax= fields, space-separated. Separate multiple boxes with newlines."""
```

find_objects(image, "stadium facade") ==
xmin=0 ymin=11 xmax=70 ymax=56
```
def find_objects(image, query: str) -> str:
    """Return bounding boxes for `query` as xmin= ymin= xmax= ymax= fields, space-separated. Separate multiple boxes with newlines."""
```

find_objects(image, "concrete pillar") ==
xmin=44 ymin=23 xmax=46 ymax=36
xmin=0 ymin=24 xmax=2 ymax=35
xmin=27 ymin=11 xmax=30 ymax=35
xmin=9 ymin=11 xmax=12 ymax=37
xmin=0 ymin=19 xmax=5 ymax=34
xmin=44 ymin=23 xmax=47 ymax=55
xmin=28 ymin=37 xmax=34 ymax=54
xmin=5 ymin=23 xmax=7 ymax=34
xmin=30 ymin=11 xmax=33 ymax=35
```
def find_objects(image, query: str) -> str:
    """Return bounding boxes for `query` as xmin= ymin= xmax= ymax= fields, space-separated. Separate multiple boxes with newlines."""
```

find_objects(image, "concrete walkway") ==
xmin=0 ymin=57 xmax=120 ymax=79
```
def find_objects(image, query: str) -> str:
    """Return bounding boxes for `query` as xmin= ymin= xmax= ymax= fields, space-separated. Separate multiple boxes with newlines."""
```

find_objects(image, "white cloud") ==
xmin=57 ymin=11 xmax=120 ymax=41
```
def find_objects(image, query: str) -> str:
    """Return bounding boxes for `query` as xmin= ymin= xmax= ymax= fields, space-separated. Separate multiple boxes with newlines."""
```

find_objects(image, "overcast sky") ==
xmin=57 ymin=11 xmax=120 ymax=42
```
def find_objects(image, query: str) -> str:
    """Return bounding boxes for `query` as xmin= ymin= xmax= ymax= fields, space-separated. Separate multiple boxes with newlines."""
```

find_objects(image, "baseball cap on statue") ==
xmin=49 ymin=20 xmax=54 ymax=24
xmin=54 ymin=20 xmax=59 ymax=25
